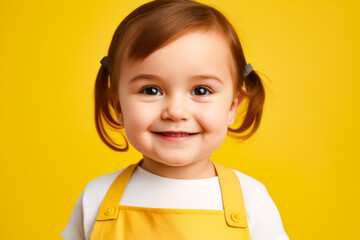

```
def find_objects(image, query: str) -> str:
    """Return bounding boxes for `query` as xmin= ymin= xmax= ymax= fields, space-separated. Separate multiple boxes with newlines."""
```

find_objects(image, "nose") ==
xmin=161 ymin=93 xmax=190 ymax=121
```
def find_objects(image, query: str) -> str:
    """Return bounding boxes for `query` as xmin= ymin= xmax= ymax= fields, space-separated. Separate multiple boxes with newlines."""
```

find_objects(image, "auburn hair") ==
xmin=94 ymin=0 xmax=265 ymax=151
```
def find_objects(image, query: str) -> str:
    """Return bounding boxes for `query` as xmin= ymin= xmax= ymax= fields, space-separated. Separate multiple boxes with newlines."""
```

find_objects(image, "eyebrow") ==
xmin=129 ymin=74 xmax=160 ymax=84
xmin=191 ymin=75 xmax=224 ymax=85
xmin=129 ymin=74 xmax=224 ymax=85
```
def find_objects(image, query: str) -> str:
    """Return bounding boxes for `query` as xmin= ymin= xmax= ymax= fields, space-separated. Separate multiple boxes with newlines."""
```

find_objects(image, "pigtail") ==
xmin=94 ymin=65 xmax=128 ymax=151
xmin=229 ymin=70 xmax=265 ymax=140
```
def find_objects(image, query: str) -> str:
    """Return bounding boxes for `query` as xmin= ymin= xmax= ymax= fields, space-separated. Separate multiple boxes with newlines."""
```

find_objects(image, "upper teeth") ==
xmin=162 ymin=133 xmax=190 ymax=137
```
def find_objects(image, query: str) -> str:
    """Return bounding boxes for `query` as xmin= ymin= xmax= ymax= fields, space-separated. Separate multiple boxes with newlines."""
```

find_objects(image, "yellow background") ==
xmin=1 ymin=0 xmax=359 ymax=239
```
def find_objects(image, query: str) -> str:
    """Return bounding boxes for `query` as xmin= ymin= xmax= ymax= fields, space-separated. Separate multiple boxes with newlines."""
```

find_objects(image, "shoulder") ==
xmin=230 ymin=169 xmax=289 ymax=240
xmin=231 ymin=169 xmax=267 ymax=195
xmin=230 ymin=169 xmax=268 ymax=220
xmin=61 ymin=167 xmax=128 ymax=240
xmin=82 ymin=167 xmax=127 ymax=239
xmin=83 ymin=168 xmax=126 ymax=204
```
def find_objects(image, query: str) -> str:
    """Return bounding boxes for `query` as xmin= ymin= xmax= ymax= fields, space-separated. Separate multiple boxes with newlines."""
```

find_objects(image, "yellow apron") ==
xmin=90 ymin=161 xmax=250 ymax=240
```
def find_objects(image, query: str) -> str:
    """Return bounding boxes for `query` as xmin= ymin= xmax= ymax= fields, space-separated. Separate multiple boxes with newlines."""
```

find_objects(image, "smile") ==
xmin=152 ymin=131 xmax=199 ymax=142
xmin=158 ymin=132 xmax=196 ymax=137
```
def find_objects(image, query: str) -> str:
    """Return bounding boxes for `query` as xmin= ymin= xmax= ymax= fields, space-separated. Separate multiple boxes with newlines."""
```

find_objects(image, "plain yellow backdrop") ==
xmin=1 ymin=0 xmax=359 ymax=239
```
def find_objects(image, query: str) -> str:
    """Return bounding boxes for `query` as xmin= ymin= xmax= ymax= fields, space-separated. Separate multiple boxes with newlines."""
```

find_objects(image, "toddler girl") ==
xmin=62 ymin=0 xmax=289 ymax=239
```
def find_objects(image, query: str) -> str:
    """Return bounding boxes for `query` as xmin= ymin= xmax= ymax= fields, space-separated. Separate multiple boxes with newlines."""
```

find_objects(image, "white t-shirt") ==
xmin=61 ymin=165 xmax=289 ymax=240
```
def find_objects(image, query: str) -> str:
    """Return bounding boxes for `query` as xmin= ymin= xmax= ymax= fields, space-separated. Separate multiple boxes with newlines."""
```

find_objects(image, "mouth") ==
xmin=151 ymin=131 xmax=199 ymax=142
xmin=155 ymin=132 xmax=198 ymax=137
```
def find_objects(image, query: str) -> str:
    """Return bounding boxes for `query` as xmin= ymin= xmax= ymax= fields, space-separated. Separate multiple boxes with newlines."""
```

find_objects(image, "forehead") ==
xmin=119 ymin=30 xmax=235 ymax=83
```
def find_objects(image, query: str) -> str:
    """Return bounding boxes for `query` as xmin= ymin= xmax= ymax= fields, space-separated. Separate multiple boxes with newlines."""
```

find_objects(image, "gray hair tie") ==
xmin=243 ymin=63 xmax=253 ymax=78
xmin=100 ymin=56 xmax=108 ymax=68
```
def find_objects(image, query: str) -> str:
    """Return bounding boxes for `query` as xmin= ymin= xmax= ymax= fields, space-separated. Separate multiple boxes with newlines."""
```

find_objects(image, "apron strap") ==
xmin=213 ymin=162 xmax=248 ymax=228
xmin=95 ymin=161 xmax=140 ymax=221
xmin=95 ymin=160 xmax=248 ymax=228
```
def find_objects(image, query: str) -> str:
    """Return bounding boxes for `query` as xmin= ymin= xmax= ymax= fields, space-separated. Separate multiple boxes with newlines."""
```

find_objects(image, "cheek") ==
xmin=121 ymin=102 xmax=157 ymax=132
xmin=121 ymin=104 xmax=149 ymax=148
xmin=196 ymin=100 xmax=230 ymax=133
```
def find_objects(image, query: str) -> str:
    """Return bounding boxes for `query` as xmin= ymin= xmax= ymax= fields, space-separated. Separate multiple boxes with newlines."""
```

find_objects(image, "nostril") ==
xmin=160 ymin=96 xmax=190 ymax=121
xmin=161 ymin=109 xmax=189 ymax=121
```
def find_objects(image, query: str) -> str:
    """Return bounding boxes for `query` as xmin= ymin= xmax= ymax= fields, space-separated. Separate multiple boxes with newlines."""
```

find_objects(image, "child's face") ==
xmin=113 ymin=31 xmax=242 ymax=177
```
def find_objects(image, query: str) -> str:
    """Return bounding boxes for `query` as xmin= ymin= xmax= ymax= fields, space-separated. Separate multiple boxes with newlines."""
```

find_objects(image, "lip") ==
xmin=152 ymin=131 xmax=199 ymax=142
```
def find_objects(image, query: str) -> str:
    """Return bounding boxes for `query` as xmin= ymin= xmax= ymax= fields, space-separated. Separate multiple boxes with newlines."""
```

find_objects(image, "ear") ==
xmin=228 ymin=87 xmax=245 ymax=126
xmin=110 ymin=95 xmax=124 ymax=126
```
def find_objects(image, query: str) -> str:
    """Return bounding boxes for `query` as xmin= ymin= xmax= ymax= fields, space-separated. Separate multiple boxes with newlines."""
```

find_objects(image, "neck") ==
xmin=139 ymin=157 xmax=217 ymax=179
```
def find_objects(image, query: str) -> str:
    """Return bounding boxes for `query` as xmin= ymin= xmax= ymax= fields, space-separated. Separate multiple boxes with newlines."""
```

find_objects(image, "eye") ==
xmin=192 ymin=86 xmax=212 ymax=96
xmin=140 ymin=86 xmax=162 ymax=96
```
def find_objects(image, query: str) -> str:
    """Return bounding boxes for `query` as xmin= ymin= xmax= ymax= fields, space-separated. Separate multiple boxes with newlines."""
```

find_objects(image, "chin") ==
xmin=145 ymin=155 xmax=197 ymax=168
xmin=158 ymin=158 xmax=193 ymax=167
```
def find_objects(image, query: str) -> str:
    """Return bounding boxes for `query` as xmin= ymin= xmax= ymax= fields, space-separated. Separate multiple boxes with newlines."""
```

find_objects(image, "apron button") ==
xmin=231 ymin=211 xmax=241 ymax=223
xmin=104 ymin=207 xmax=114 ymax=215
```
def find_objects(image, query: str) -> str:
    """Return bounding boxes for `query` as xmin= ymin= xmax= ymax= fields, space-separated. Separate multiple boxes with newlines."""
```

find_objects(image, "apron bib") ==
xmin=90 ymin=161 xmax=250 ymax=240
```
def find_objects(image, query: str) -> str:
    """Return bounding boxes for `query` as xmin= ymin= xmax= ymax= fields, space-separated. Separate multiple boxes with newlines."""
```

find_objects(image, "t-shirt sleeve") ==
xmin=251 ymin=186 xmax=290 ymax=240
xmin=61 ymin=191 xmax=86 ymax=240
